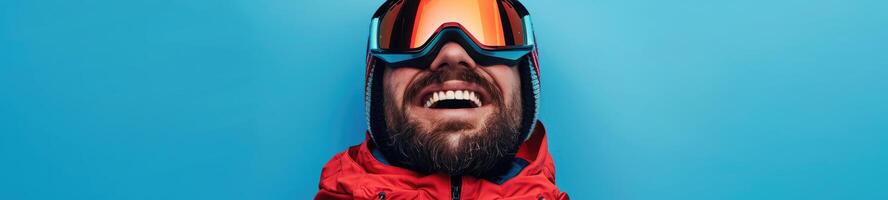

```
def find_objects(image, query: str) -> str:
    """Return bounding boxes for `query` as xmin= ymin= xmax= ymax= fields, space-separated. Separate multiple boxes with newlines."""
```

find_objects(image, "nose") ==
xmin=429 ymin=42 xmax=478 ymax=71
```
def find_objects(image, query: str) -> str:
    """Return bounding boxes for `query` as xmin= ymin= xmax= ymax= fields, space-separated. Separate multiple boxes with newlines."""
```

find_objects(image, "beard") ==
xmin=379 ymin=67 xmax=523 ymax=177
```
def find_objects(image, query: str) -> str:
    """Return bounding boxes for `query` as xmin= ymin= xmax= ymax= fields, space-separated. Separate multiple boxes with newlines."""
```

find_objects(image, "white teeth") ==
xmin=424 ymin=90 xmax=483 ymax=108
xmin=469 ymin=91 xmax=481 ymax=106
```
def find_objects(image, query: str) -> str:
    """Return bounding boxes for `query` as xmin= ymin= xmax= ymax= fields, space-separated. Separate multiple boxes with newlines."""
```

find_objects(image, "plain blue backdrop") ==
xmin=2 ymin=0 xmax=887 ymax=199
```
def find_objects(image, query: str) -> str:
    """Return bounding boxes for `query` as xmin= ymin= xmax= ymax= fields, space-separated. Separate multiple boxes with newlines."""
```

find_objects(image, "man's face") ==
xmin=380 ymin=42 xmax=524 ymax=176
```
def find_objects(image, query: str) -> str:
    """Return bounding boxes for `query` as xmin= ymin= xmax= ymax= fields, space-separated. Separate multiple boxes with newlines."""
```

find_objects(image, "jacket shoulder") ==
xmin=316 ymin=145 xmax=365 ymax=199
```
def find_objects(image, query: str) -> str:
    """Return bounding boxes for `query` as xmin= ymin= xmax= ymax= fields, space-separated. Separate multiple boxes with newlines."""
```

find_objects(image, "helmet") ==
xmin=364 ymin=0 xmax=541 ymax=145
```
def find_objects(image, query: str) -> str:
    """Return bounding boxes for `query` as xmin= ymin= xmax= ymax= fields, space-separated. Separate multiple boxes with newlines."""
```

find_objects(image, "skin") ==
xmin=383 ymin=42 xmax=522 ymax=149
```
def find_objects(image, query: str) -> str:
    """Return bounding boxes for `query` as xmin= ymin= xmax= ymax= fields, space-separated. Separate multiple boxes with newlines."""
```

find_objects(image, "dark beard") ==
xmin=379 ymin=67 xmax=523 ymax=177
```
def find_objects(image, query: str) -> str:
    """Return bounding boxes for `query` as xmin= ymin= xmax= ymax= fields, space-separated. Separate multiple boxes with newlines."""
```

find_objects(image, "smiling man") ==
xmin=316 ymin=0 xmax=567 ymax=199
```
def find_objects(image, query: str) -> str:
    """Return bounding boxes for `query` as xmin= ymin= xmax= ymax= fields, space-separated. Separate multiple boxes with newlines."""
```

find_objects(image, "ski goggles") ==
xmin=368 ymin=0 xmax=536 ymax=68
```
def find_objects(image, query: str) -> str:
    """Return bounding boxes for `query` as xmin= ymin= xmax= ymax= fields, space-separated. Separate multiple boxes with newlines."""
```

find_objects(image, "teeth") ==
xmin=424 ymin=90 xmax=483 ymax=108
xmin=469 ymin=91 xmax=481 ymax=106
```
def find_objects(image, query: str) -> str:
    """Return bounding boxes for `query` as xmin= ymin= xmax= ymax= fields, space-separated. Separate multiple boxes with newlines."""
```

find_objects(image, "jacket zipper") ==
xmin=450 ymin=175 xmax=461 ymax=200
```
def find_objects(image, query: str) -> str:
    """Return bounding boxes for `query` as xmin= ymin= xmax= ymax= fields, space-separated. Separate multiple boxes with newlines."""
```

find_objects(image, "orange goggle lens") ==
xmin=375 ymin=0 xmax=530 ymax=51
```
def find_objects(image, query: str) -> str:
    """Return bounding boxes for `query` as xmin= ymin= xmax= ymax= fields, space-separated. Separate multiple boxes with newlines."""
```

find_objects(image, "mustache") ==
xmin=403 ymin=67 xmax=503 ymax=106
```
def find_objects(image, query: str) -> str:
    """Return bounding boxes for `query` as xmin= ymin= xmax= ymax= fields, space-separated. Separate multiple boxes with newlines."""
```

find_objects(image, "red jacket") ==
xmin=315 ymin=121 xmax=568 ymax=200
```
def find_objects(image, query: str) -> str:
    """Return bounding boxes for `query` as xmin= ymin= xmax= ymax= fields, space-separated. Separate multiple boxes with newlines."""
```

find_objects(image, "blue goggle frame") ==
xmin=368 ymin=16 xmax=536 ymax=68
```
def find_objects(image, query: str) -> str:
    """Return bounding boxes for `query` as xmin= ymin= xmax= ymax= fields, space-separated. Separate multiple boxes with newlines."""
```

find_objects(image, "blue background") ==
xmin=2 ymin=0 xmax=886 ymax=199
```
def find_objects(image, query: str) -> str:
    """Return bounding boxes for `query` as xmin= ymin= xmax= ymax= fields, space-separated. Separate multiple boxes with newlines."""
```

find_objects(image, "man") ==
xmin=316 ymin=0 xmax=568 ymax=199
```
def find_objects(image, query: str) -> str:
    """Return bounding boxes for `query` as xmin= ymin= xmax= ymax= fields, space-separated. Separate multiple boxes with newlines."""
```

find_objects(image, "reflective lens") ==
xmin=375 ymin=0 xmax=530 ymax=51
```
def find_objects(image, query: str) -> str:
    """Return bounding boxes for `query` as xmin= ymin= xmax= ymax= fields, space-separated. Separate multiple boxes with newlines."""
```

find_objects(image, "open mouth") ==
xmin=424 ymin=90 xmax=483 ymax=109
xmin=413 ymin=80 xmax=492 ymax=110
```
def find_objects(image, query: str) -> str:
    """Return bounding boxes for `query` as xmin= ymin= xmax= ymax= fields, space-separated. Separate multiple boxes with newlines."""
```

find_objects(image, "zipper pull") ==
xmin=451 ymin=175 xmax=461 ymax=200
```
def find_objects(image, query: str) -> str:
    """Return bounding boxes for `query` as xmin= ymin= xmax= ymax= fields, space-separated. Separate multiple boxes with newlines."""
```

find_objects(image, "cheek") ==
xmin=383 ymin=67 xmax=423 ymax=109
xmin=484 ymin=66 xmax=522 ymax=105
